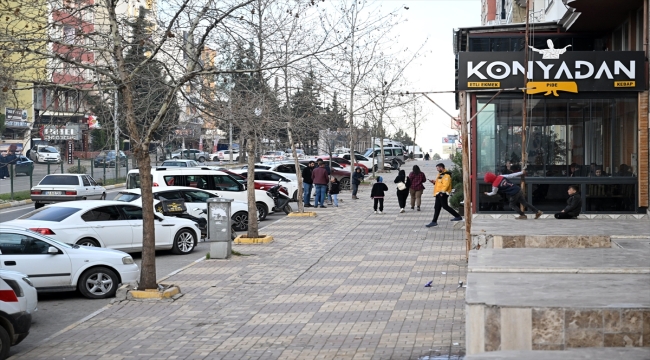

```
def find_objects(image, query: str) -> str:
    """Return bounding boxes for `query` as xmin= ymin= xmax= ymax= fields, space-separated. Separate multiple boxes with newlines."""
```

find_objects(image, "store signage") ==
xmin=43 ymin=125 xmax=81 ymax=140
xmin=5 ymin=108 xmax=29 ymax=128
xmin=67 ymin=140 xmax=74 ymax=164
xmin=442 ymin=137 xmax=455 ymax=144
xmin=458 ymin=41 xmax=645 ymax=94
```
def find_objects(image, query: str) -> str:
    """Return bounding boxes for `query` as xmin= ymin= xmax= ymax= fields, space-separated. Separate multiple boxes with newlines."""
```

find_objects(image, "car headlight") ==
xmin=122 ymin=256 xmax=135 ymax=265
xmin=22 ymin=277 xmax=34 ymax=287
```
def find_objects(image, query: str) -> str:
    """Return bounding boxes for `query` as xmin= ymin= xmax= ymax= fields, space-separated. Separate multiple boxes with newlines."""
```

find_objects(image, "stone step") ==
xmin=464 ymin=348 xmax=650 ymax=359
xmin=468 ymin=249 xmax=650 ymax=274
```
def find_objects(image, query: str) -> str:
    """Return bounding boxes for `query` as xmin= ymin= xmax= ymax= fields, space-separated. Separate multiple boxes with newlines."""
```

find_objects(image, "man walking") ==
xmin=426 ymin=163 xmax=463 ymax=227
xmin=484 ymin=169 xmax=543 ymax=219
xmin=302 ymin=160 xmax=315 ymax=207
xmin=312 ymin=162 xmax=329 ymax=208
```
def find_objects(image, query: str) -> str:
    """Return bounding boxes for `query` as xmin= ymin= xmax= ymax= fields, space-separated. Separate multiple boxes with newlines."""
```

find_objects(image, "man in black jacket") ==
xmin=302 ymin=161 xmax=315 ymax=207
xmin=554 ymin=185 xmax=582 ymax=219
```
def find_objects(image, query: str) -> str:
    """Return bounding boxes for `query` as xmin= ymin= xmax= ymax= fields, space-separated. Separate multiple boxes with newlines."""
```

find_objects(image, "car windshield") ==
xmin=114 ymin=192 xmax=142 ymax=202
xmin=39 ymin=175 xmax=80 ymax=185
xmin=162 ymin=161 xmax=187 ymax=167
xmin=40 ymin=146 xmax=58 ymax=153
xmin=18 ymin=206 xmax=80 ymax=222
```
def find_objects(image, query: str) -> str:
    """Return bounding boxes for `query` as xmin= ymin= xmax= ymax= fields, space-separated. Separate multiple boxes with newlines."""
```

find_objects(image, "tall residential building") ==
xmin=482 ymin=0 xmax=567 ymax=25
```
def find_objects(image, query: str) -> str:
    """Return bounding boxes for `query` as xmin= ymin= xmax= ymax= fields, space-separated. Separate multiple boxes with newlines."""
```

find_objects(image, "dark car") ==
xmin=14 ymin=155 xmax=34 ymax=176
xmin=94 ymin=150 xmax=127 ymax=168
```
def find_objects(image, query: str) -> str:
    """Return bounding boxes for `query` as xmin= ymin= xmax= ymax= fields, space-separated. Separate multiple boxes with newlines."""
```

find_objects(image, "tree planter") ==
xmin=234 ymin=234 xmax=274 ymax=244
xmin=288 ymin=212 xmax=317 ymax=217
xmin=126 ymin=284 xmax=181 ymax=300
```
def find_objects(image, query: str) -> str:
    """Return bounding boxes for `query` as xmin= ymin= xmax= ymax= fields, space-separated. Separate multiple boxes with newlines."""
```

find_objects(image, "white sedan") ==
xmin=4 ymin=201 xmax=200 ymax=256
xmin=31 ymin=174 xmax=106 ymax=209
xmin=340 ymin=153 xmax=391 ymax=172
xmin=114 ymin=187 xmax=257 ymax=232
xmin=210 ymin=149 xmax=240 ymax=162
xmin=230 ymin=169 xmax=300 ymax=200
xmin=0 ymin=226 xmax=140 ymax=299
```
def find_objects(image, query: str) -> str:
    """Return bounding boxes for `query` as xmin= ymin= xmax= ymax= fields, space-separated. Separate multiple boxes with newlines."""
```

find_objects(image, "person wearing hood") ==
xmin=394 ymin=169 xmax=411 ymax=213
xmin=483 ymin=168 xmax=543 ymax=219
xmin=554 ymin=185 xmax=581 ymax=219
xmin=351 ymin=166 xmax=364 ymax=199
xmin=370 ymin=176 xmax=389 ymax=214
xmin=426 ymin=163 xmax=462 ymax=227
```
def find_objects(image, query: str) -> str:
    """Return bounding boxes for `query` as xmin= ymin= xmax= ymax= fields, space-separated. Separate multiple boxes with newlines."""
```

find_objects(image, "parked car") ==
xmin=170 ymin=149 xmax=209 ymax=162
xmin=160 ymin=159 xmax=200 ymax=167
xmin=93 ymin=150 xmax=127 ymax=168
xmin=231 ymin=169 xmax=298 ymax=200
xmin=0 ymin=225 xmax=140 ymax=299
xmin=126 ymin=168 xmax=275 ymax=220
xmin=6 ymin=201 xmax=199 ymax=255
xmin=14 ymin=156 xmax=34 ymax=176
xmin=204 ymin=167 xmax=289 ymax=196
xmin=31 ymin=174 xmax=106 ymax=209
xmin=210 ymin=149 xmax=240 ymax=162
xmin=114 ymin=187 xmax=257 ymax=232
xmin=241 ymin=162 xmax=303 ymax=181
xmin=364 ymin=147 xmax=405 ymax=170
xmin=260 ymin=151 xmax=286 ymax=162
xmin=0 ymin=269 xmax=37 ymax=359
xmin=340 ymin=153 xmax=390 ymax=173
xmin=298 ymin=160 xmax=351 ymax=189
xmin=28 ymin=145 xmax=61 ymax=164
xmin=318 ymin=156 xmax=369 ymax=175
xmin=284 ymin=149 xmax=305 ymax=159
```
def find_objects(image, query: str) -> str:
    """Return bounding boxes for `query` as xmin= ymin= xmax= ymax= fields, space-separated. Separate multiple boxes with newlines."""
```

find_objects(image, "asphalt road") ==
xmin=1 ymin=187 xmax=291 ymax=357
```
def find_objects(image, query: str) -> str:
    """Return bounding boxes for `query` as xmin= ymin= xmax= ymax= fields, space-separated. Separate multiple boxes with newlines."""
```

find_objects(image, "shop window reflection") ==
xmin=586 ymin=183 xmax=636 ymax=212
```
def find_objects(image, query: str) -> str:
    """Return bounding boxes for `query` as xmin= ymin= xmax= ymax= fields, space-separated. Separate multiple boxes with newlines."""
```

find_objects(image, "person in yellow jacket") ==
xmin=426 ymin=163 xmax=463 ymax=227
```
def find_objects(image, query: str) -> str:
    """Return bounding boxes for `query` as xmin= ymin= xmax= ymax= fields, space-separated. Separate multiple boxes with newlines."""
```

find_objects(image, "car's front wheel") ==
xmin=0 ymin=323 xmax=10 ymax=359
xmin=256 ymin=202 xmax=268 ymax=221
xmin=198 ymin=156 xmax=206 ymax=162
xmin=231 ymin=211 xmax=249 ymax=231
xmin=171 ymin=228 xmax=196 ymax=255
xmin=78 ymin=266 xmax=119 ymax=299
xmin=340 ymin=177 xmax=350 ymax=190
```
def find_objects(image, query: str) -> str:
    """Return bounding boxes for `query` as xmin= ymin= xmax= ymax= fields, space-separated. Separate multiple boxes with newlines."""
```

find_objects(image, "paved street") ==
xmin=8 ymin=161 xmax=468 ymax=360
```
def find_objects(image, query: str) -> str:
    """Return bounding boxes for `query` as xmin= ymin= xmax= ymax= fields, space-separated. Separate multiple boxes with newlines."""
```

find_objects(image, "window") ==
xmin=39 ymin=175 xmax=79 ymax=186
xmin=276 ymin=164 xmax=297 ymax=173
xmin=18 ymin=207 xmax=80 ymax=222
xmin=87 ymin=176 xmax=97 ymax=186
xmin=81 ymin=206 xmax=122 ymax=221
xmin=0 ymin=233 xmax=52 ymax=255
xmin=636 ymin=9 xmax=643 ymax=51
xmin=212 ymin=175 xmax=242 ymax=191
xmin=183 ymin=190 xmax=214 ymax=203
xmin=119 ymin=206 xmax=143 ymax=220
xmin=63 ymin=26 xmax=75 ymax=43
xmin=114 ymin=192 xmax=141 ymax=202
xmin=154 ymin=190 xmax=183 ymax=201
xmin=81 ymin=176 xmax=90 ymax=186
xmin=184 ymin=175 xmax=209 ymax=189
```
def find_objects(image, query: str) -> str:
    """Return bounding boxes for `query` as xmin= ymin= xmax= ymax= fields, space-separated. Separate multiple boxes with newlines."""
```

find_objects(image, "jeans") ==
xmin=432 ymin=193 xmax=461 ymax=222
xmin=331 ymin=194 xmax=339 ymax=206
xmin=352 ymin=183 xmax=359 ymax=196
xmin=508 ymin=190 xmax=540 ymax=215
xmin=303 ymin=183 xmax=313 ymax=205
xmin=409 ymin=189 xmax=423 ymax=208
xmin=314 ymin=184 xmax=327 ymax=206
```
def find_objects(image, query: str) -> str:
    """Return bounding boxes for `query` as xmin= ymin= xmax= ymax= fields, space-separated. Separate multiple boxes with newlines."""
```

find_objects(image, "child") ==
xmin=329 ymin=176 xmax=340 ymax=207
xmin=555 ymin=185 xmax=581 ymax=219
xmin=370 ymin=176 xmax=389 ymax=214
xmin=484 ymin=170 xmax=543 ymax=219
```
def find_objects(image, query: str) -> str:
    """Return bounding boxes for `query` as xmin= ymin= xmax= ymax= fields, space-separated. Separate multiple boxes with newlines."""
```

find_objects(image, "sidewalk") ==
xmin=14 ymin=163 xmax=467 ymax=360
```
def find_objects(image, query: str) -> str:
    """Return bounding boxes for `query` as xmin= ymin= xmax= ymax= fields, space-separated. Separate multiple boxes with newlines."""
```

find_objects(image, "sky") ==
xmin=388 ymin=0 xmax=481 ymax=156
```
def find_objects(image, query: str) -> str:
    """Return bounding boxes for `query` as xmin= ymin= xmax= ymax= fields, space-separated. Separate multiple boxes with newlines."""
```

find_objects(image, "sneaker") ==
xmin=450 ymin=217 xmax=463 ymax=221
xmin=516 ymin=215 xmax=528 ymax=220
xmin=319 ymin=205 xmax=327 ymax=208
xmin=400 ymin=208 xmax=405 ymax=213
xmin=535 ymin=211 xmax=543 ymax=219
xmin=411 ymin=207 xmax=414 ymax=210
xmin=379 ymin=211 xmax=383 ymax=214
xmin=417 ymin=207 xmax=421 ymax=211
xmin=425 ymin=222 xmax=438 ymax=227
xmin=304 ymin=204 xmax=313 ymax=207
xmin=374 ymin=211 xmax=378 ymax=214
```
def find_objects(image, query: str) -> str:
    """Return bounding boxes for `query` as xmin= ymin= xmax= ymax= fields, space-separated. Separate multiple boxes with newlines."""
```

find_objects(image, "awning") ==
xmin=562 ymin=0 xmax=643 ymax=32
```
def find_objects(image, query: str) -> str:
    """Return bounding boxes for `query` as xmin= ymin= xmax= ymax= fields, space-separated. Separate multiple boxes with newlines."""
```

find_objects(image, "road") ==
xmin=0 ymin=187 xmax=291 ymax=357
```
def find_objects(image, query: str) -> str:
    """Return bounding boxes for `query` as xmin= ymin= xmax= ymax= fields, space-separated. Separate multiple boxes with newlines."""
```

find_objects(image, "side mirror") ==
xmin=47 ymin=246 xmax=59 ymax=254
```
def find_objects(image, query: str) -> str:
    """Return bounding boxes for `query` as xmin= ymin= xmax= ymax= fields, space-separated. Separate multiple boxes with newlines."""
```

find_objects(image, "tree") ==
xmin=403 ymin=97 xmax=426 ymax=149
xmin=432 ymin=153 xmax=441 ymax=160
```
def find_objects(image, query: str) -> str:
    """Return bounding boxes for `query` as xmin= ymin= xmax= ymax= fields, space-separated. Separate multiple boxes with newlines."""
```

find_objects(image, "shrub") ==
xmin=67 ymin=165 xmax=87 ymax=174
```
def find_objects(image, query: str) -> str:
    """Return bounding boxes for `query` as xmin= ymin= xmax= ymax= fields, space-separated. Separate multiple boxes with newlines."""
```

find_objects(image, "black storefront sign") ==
xmin=458 ymin=51 xmax=646 ymax=94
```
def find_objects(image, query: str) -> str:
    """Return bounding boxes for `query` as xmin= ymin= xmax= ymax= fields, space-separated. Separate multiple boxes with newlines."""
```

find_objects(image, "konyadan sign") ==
xmin=458 ymin=46 xmax=646 ymax=95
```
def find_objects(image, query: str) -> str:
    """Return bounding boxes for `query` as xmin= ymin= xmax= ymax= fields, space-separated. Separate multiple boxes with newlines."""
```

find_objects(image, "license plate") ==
xmin=45 ymin=191 xmax=63 ymax=195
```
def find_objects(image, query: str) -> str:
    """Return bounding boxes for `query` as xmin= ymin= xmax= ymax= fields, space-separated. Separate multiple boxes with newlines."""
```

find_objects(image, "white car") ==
xmin=31 ymin=174 xmax=107 ymax=209
xmin=210 ymin=149 xmax=240 ymax=162
xmin=170 ymin=149 xmax=209 ymax=162
xmin=231 ymin=169 xmax=300 ymax=201
xmin=160 ymin=159 xmax=200 ymax=167
xmin=4 ymin=201 xmax=200 ymax=255
xmin=28 ymin=145 xmax=61 ymax=163
xmin=0 ymin=226 xmax=140 ymax=300
xmin=0 ymin=269 xmax=37 ymax=357
xmin=114 ymin=187 xmax=257 ymax=232
xmin=340 ymin=153 xmax=391 ymax=172
xmin=241 ymin=162 xmax=305 ymax=181
xmin=126 ymin=168 xmax=275 ymax=220
xmin=260 ymin=151 xmax=286 ymax=162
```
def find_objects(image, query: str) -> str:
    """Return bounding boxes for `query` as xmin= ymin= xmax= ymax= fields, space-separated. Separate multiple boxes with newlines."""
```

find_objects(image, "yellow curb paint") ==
xmin=0 ymin=199 xmax=32 ymax=209
xmin=128 ymin=286 xmax=181 ymax=299
xmin=234 ymin=235 xmax=274 ymax=244
xmin=287 ymin=212 xmax=317 ymax=217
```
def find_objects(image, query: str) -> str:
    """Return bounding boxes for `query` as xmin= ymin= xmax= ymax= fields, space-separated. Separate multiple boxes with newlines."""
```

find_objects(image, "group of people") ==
xmin=0 ymin=144 xmax=19 ymax=179
xmin=301 ymin=159 xmax=341 ymax=208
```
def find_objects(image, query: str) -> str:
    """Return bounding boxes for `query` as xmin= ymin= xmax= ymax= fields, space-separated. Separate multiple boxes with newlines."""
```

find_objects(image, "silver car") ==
xmin=170 ymin=149 xmax=209 ymax=162
xmin=30 ymin=174 xmax=106 ymax=209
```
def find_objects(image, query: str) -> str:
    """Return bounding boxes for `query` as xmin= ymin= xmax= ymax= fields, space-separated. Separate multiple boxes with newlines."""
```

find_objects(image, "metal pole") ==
xmin=229 ymin=122 xmax=233 ymax=164
xmin=521 ymin=0 xmax=532 ymax=204
xmin=60 ymin=161 xmax=63 ymax=173
xmin=114 ymin=89 xmax=119 ymax=180
xmin=103 ymin=162 xmax=106 ymax=184
xmin=9 ymin=164 xmax=14 ymax=200
xmin=29 ymin=168 xmax=32 ymax=189
xmin=47 ymin=162 xmax=50 ymax=174
xmin=77 ymin=158 xmax=81 ymax=171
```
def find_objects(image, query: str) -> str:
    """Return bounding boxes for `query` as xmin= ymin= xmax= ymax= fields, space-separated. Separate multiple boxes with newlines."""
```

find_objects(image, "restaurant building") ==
xmin=454 ymin=0 xmax=649 ymax=214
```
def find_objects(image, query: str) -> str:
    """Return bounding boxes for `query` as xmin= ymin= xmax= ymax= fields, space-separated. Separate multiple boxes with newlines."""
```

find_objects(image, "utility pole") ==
xmin=114 ymin=90 xmax=119 ymax=175
xmin=459 ymin=91 xmax=471 ymax=258
xmin=521 ymin=0 xmax=532 ymax=202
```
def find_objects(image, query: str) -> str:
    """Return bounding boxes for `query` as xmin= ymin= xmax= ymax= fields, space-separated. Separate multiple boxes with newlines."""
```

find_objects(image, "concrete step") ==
xmin=464 ymin=348 xmax=650 ymax=359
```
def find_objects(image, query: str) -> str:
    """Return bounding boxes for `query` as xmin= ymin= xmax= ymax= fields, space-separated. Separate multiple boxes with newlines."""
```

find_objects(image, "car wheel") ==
xmin=339 ymin=177 xmax=350 ymax=190
xmin=198 ymin=156 xmax=205 ymax=162
xmin=231 ymin=211 xmax=249 ymax=231
xmin=76 ymin=238 xmax=100 ymax=247
xmin=0 ymin=323 xmax=10 ymax=360
xmin=34 ymin=202 xmax=44 ymax=209
xmin=100 ymin=193 xmax=106 ymax=200
xmin=392 ymin=160 xmax=400 ymax=170
xmin=282 ymin=204 xmax=292 ymax=215
xmin=256 ymin=202 xmax=268 ymax=221
xmin=78 ymin=266 xmax=119 ymax=299
xmin=212 ymin=156 xmax=219 ymax=162
xmin=171 ymin=228 xmax=196 ymax=255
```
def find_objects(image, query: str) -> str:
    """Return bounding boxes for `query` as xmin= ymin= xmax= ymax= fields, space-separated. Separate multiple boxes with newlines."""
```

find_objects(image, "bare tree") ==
xmin=402 ymin=96 xmax=426 ymax=156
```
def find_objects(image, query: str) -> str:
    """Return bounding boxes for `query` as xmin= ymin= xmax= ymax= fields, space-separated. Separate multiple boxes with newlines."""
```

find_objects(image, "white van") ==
xmin=126 ymin=167 xmax=275 ymax=220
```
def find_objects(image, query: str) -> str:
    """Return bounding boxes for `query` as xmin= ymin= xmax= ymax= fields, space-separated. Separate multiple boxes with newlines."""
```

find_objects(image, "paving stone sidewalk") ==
xmin=14 ymin=163 xmax=467 ymax=360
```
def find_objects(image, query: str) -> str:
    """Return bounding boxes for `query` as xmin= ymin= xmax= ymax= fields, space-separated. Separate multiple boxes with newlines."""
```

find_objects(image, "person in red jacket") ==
xmin=312 ymin=162 xmax=329 ymax=208
xmin=483 ymin=170 xmax=543 ymax=219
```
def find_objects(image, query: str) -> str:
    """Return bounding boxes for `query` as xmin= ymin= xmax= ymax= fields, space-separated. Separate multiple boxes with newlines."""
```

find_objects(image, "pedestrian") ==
xmin=302 ymin=160 xmax=315 ymax=207
xmin=426 ymin=163 xmax=463 ymax=227
xmin=352 ymin=167 xmax=364 ymax=199
xmin=312 ymin=162 xmax=329 ymax=208
xmin=408 ymin=165 xmax=426 ymax=211
xmin=554 ymin=185 xmax=581 ymax=219
xmin=483 ymin=170 xmax=543 ymax=219
xmin=394 ymin=169 xmax=411 ymax=213
xmin=370 ymin=176 xmax=388 ymax=214
xmin=0 ymin=151 xmax=8 ymax=179
xmin=329 ymin=176 xmax=340 ymax=207
xmin=424 ymin=153 xmax=430 ymax=161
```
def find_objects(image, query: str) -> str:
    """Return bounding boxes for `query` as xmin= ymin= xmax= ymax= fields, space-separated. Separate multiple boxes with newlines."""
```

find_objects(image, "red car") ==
xmin=318 ymin=156 xmax=369 ymax=175
xmin=217 ymin=168 xmax=289 ymax=196
xmin=299 ymin=159 xmax=351 ymax=190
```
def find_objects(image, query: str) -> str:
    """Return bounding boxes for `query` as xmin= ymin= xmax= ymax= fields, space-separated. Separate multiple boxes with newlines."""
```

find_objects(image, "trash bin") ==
xmin=206 ymin=197 xmax=233 ymax=259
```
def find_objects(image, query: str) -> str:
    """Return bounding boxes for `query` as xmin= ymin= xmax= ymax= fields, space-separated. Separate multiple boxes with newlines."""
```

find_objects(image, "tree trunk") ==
xmin=135 ymin=145 xmax=157 ymax=289
xmin=288 ymin=124 xmax=303 ymax=213
xmin=246 ymin=137 xmax=259 ymax=238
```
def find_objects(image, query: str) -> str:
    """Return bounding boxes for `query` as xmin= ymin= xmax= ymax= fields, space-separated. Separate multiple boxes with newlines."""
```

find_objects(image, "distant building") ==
xmin=481 ymin=0 xmax=567 ymax=26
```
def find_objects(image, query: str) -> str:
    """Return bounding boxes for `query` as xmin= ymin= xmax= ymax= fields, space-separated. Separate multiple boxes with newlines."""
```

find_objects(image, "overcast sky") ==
xmin=393 ymin=0 xmax=481 ymax=156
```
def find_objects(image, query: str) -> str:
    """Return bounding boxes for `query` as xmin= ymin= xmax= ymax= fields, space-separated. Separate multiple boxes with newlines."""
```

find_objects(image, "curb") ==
xmin=234 ymin=234 xmax=274 ymax=244
xmin=288 ymin=212 xmax=317 ymax=217
xmin=104 ymin=183 xmax=126 ymax=190
xmin=0 ymin=199 xmax=32 ymax=209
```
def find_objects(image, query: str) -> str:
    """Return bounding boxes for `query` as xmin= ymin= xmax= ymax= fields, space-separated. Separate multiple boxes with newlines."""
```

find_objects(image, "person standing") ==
xmin=370 ymin=176 xmax=389 ymax=214
xmin=426 ymin=163 xmax=463 ymax=227
xmin=408 ymin=165 xmax=426 ymax=211
xmin=302 ymin=161 xmax=315 ymax=207
xmin=352 ymin=167 xmax=364 ymax=199
xmin=329 ymin=176 xmax=340 ymax=207
xmin=554 ymin=185 xmax=581 ymax=219
xmin=483 ymin=170 xmax=543 ymax=219
xmin=394 ymin=169 xmax=411 ymax=213
xmin=312 ymin=162 xmax=329 ymax=208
